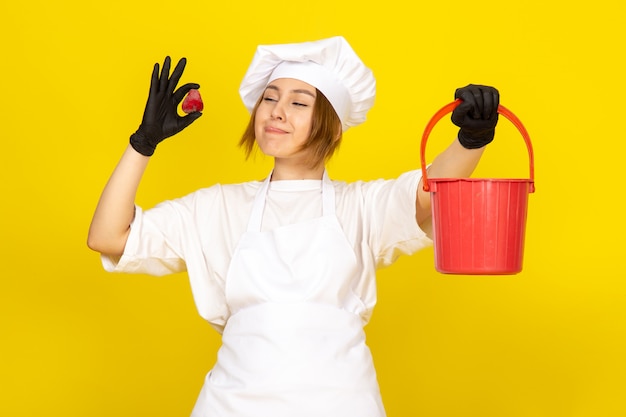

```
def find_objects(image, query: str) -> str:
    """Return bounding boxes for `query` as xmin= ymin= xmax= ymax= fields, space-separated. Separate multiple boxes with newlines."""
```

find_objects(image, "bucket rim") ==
xmin=427 ymin=177 xmax=535 ymax=183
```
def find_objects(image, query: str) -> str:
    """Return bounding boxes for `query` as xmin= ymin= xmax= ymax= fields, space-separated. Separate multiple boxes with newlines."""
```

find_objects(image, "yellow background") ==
xmin=1 ymin=1 xmax=624 ymax=416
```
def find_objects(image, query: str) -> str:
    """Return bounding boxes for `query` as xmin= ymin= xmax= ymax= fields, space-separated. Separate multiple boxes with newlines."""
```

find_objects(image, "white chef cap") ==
xmin=239 ymin=36 xmax=376 ymax=131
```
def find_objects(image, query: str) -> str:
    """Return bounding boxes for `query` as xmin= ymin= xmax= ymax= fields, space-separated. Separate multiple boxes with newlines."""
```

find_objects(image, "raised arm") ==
xmin=415 ymin=84 xmax=499 ymax=235
xmin=87 ymin=56 xmax=202 ymax=256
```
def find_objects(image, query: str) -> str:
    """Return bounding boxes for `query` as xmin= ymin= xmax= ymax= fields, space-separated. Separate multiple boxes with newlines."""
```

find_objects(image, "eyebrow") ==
xmin=265 ymin=85 xmax=316 ymax=98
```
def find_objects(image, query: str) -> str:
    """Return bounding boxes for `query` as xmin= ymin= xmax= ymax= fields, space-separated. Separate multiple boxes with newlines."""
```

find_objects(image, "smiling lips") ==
xmin=265 ymin=125 xmax=289 ymax=134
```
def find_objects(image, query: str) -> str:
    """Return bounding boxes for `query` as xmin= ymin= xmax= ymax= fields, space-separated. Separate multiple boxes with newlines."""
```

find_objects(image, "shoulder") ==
xmin=147 ymin=180 xmax=262 ymax=221
xmin=332 ymin=170 xmax=422 ymax=198
xmin=178 ymin=179 xmax=262 ymax=203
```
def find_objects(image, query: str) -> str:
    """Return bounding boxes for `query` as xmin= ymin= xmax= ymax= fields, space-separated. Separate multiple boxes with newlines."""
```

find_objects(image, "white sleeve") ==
xmin=101 ymin=200 xmax=190 ymax=276
xmin=98 ymin=184 xmax=253 ymax=329
xmin=364 ymin=170 xmax=432 ymax=268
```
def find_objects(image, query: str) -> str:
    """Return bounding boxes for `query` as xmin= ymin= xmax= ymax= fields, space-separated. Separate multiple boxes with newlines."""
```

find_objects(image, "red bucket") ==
xmin=420 ymin=100 xmax=535 ymax=275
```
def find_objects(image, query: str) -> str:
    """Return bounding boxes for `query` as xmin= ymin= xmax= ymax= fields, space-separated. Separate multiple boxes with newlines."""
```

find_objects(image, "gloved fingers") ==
xmin=149 ymin=62 xmax=160 ymax=98
xmin=483 ymin=87 xmax=499 ymax=120
xmin=454 ymin=84 xmax=500 ymax=120
xmin=177 ymin=111 xmax=203 ymax=131
xmin=472 ymin=85 xmax=499 ymax=120
xmin=461 ymin=116 xmax=496 ymax=131
xmin=167 ymin=57 xmax=188 ymax=95
xmin=451 ymin=100 xmax=474 ymax=126
xmin=173 ymin=82 xmax=200 ymax=105
xmin=470 ymin=88 xmax=483 ymax=119
xmin=455 ymin=85 xmax=481 ymax=119
xmin=158 ymin=56 xmax=172 ymax=93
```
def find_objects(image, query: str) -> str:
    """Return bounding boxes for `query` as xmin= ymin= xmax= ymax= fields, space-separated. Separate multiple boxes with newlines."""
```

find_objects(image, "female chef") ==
xmin=87 ymin=36 xmax=499 ymax=417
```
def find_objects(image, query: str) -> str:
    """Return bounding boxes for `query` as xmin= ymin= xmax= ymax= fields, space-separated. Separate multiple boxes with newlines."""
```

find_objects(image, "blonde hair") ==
xmin=238 ymin=89 xmax=343 ymax=169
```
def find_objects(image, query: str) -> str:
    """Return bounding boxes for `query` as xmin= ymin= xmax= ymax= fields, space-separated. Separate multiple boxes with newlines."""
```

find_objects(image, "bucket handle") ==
xmin=420 ymin=99 xmax=535 ymax=193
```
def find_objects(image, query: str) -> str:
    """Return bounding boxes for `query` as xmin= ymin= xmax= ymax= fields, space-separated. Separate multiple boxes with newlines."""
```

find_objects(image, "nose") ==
xmin=270 ymin=100 xmax=286 ymax=121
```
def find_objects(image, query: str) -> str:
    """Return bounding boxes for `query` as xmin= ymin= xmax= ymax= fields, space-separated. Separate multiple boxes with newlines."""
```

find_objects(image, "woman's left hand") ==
xmin=451 ymin=84 xmax=499 ymax=149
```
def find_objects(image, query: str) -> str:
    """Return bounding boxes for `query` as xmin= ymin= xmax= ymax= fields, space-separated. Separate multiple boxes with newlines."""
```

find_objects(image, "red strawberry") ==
xmin=182 ymin=89 xmax=204 ymax=113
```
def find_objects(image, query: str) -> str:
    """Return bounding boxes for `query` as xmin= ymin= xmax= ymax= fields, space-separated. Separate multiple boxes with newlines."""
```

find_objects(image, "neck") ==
xmin=271 ymin=160 xmax=325 ymax=181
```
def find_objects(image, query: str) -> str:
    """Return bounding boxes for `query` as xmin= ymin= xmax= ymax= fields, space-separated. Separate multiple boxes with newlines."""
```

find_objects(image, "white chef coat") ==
xmin=102 ymin=169 xmax=431 ymax=331
xmin=101 ymin=169 xmax=431 ymax=416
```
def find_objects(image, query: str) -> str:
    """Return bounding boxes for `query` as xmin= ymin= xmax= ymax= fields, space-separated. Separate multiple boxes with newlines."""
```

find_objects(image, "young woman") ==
xmin=87 ymin=36 xmax=499 ymax=417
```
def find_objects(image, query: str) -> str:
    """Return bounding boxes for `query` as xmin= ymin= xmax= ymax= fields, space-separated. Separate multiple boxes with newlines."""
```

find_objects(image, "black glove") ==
xmin=451 ymin=84 xmax=499 ymax=149
xmin=130 ymin=56 xmax=202 ymax=156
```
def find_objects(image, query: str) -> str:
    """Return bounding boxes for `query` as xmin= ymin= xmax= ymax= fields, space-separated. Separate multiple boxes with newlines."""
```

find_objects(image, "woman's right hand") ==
xmin=130 ymin=56 xmax=203 ymax=156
